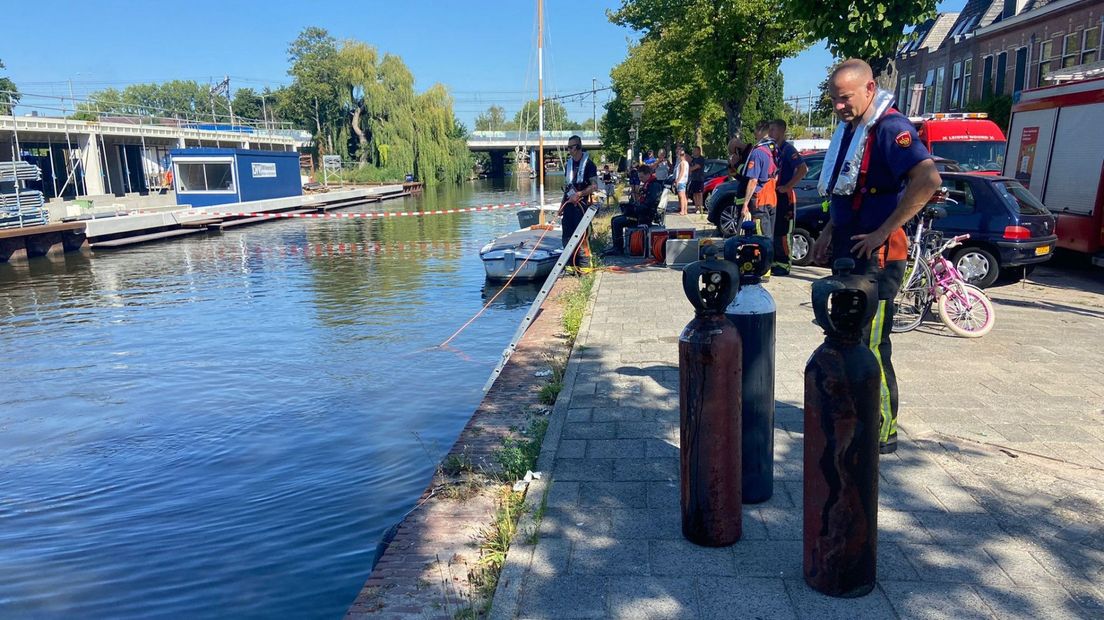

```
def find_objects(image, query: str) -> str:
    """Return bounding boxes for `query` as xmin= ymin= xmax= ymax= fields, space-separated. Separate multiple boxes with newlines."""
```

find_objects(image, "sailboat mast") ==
xmin=537 ymin=0 xmax=545 ymax=209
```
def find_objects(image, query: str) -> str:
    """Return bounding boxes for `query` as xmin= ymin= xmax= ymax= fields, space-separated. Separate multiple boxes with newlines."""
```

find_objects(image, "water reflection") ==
xmin=0 ymin=180 xmax=530 ymax=618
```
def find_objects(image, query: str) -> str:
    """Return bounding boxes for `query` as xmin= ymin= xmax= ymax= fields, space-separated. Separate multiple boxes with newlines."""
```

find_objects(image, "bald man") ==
xmin=811 ymin=58 xmax=941 ymax=454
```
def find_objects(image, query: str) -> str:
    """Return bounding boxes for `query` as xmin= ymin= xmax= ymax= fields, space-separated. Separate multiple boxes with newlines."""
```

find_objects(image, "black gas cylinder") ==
xmin=679 ymin=246 xmax=743 ymax=546
xmin=803 ymin=258 xmax=881 ymax=597
xmin=723 ymin=231 xmax=776 ymax=504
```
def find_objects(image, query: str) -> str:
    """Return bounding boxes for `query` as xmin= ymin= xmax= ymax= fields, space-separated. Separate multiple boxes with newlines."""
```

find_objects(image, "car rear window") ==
xmin=803 ymin=157 xmax=824 ymax=181
xmin=994 ymin=181 xmax=1049 ymax=215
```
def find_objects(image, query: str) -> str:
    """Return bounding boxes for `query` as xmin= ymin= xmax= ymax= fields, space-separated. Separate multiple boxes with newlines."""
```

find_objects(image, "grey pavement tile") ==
xmin=732 ymin=540 xmax=803 ymax=578
xmin=784 ymin=578 xmax=897 ymax=620
xmin=879 ymin=580 xmax=994 ymax=620
xmin=562 ymin=422 xmax=617 ymax=440
xmin=613 ymin=458 xmax=678 ymax=481
xmin=608 ymin=576 xmax=699 ymax=620
xmin=518 ymin=574 xmax=608 ymax=619
xmin=650 ymin=539 xmax=737 ymax=576
xmin=578 ymin=481 xmax=648 ymax=510
xmin=586 ymin=439 xmax=647 ymax=459
xmin=557 ymin=440 xmax=587 ymax=459
xmin=897 ymin=542 xmax=1014 ymax=586
xmin=645 ymin=438 xmax=679 ymax=459
xmin=911 ymin=511 xmax=1014 ymax=546
xmin=696 ymin=577 xmax=796 ymax=620
xmin=590 ymin=406 xmax=650 ymax=423
xmin=925 ymin=484 xmax=987 ymax=513
xmin=972 ymin=584 xmax=1091 ymax=620
xmin=528 ymin=536 xmax=572 ymax=578
xmin=546 ymin=480 xmax=580 ymax=506
xmin=538 ymin=507 xmax=612 ymax=541
xmin=572 ymin=382 xmax=599 ymax=396
xmin=879 ymin=542 xmax=922 ymax=581
xmin=552 ymin=458 xmax=613 ymax=482
xmin=571 ymin=537 xmax=650 ymax=576
xmin=611 ymin=508 xmax=684 ymax=540
xmin=877 ymin=510 xmax=936 ymax=544
xmin=982 ymin=542 xmax=1061 ymax=587
xmin=566 ymin=408 xmax=593 ymax=423
xmin=570 ymin=393 xmax=621 ymax=408
xmin=646 ymin=481 xmax=681 ymax=510
xmin=740 ymin=505 xmax=770 ymax=540
xmin=617 ymin=421 xmax=677 ymax=439
xmin=753 ymin=503 xmax=802 ymax=541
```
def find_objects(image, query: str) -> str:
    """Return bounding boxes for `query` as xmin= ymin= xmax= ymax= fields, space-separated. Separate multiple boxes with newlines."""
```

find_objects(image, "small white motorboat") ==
xmin=480 ymin=206 xmax=562 ymax=281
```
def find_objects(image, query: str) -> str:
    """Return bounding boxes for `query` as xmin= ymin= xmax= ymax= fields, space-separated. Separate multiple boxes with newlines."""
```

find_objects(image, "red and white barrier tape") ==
xmin=198 ymin=201 xmax=534 ymax=220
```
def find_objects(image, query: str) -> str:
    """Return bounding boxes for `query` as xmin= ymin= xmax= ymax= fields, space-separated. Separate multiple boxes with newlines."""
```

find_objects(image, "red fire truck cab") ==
xmin=1004 ymin=77 xmax=1104 ymax=263
xmin=909 ymin=113 xmax=1008 ymax=174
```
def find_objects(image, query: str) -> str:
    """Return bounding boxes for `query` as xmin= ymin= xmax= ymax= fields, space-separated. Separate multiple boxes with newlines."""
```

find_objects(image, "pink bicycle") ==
xmin=893 ymin=218 xmax=996 ymax=338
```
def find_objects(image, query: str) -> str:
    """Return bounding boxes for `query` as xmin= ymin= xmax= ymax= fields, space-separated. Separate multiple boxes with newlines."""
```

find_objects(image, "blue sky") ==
xmin=2 ymin=0 xmax=964 ymax=127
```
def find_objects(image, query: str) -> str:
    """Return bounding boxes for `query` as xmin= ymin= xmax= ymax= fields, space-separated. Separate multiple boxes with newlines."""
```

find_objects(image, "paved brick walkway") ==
xmin=492 ymin=213 xmax=1104 ymax=619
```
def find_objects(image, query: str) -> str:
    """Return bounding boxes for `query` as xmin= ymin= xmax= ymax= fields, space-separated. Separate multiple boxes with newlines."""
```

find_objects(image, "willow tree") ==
xmin=334 ymin=42 xmax=469 ymax=183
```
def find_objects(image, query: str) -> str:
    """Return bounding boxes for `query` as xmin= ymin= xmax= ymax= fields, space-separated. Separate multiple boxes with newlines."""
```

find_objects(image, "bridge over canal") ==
xmin=467 ymin=130 xmax=602 ymax=177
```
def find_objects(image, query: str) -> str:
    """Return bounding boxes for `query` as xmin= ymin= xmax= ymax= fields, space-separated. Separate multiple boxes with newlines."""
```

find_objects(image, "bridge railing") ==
xmin=468 ymin=130 xmax=601 ymax=143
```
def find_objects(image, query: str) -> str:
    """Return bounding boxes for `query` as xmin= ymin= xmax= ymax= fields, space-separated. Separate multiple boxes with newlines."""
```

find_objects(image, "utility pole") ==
xmin=592 ymin=77 xmax=597 ymax=134
xmin=808 ymin=90 xmax=813 ymax=128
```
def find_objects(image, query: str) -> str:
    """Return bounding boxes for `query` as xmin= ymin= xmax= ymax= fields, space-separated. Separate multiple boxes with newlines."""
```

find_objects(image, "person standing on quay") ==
xmin=689 ymin=145 xmax=706 ymax=213
xmin=654 ymin=148 xmax=671 ymax=183
xmin=768 ymin=119 xmax=809 ymax=276
xmin=811 ymin=59 xmax=941 ymax=454
xmin=560 ymin=135 xmax=599 ymax=269
xmin=741 ymin=121 xmax=780 ymax=241
xmin=675 ymin=148 xmax=691 ymax=215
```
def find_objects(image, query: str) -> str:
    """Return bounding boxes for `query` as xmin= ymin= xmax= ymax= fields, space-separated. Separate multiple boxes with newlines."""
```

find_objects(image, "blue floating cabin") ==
xmin=170 ymin=148 xmax=301 ymax=207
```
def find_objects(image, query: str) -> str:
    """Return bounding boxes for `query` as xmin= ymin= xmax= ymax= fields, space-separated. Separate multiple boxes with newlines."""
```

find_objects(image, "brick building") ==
xmin=895 ymin=0 xmax=1104 ymax=113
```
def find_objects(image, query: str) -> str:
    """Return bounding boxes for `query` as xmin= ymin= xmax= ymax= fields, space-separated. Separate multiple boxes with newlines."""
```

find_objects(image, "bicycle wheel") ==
xmin=937 ymin=283 xmax=995 ymax=338
xmin=893 ymin=258 xmax=932 ymax=333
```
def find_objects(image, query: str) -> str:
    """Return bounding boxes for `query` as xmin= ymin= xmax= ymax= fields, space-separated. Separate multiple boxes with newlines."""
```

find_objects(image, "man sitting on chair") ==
xmin=605 ymin=164 xmax=662 ymax=256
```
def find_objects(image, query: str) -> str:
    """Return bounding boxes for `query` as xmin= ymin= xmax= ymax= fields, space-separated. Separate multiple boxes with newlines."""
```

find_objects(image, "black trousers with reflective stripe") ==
xmin=773 ymin=191 xmax=795 ymax=271
xmin=833 ymin=237 xmax=905 ymax=446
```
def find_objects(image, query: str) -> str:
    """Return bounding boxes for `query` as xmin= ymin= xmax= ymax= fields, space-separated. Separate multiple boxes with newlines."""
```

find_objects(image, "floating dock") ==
xmin=0 ymin=185 xmax=410 ymax=261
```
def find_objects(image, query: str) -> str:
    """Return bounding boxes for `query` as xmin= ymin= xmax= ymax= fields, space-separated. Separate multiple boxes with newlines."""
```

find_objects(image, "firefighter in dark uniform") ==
xmin=741 ymin=120 xmax=779 ymax=240
xmin=811 ymin=59 xmax=942 ymax=454
xmin=768 ymin=118 xmax=808 ymax=276
xmin=560 ymin=134 xmax=599 ymax=268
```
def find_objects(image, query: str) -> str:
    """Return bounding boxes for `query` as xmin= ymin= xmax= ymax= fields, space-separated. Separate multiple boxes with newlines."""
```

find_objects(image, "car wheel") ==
xmin=791 ymin=228 xmax=814 ymax=266
xmin=952 ymin=246 xmax=999 ymax=288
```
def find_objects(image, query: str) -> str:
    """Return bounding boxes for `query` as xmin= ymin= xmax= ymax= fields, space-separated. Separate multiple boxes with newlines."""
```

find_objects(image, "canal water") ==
xmin=0 ymin=180 xmax=544 ymax=618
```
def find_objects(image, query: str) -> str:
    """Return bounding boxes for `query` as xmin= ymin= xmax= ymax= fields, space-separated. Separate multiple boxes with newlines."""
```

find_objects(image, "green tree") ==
xmin=231 ymin=87 xmax=264 ymax=122
xmin=514 ymin=99 xmax=572 ymax=132
xmin=284 ymin=27 xmax=343 ymax=152
xmin=610 ymin=0 xmax=809 ymax=140
xmin=790 ymin=0 xmax=937 ymax=82
xmin=74 ymin=80 xmax=210 ymax=120
xmin=0 ymin=58 xmax=18 ymax=115
xmin=474 ymin=105 xmax=508 ymax=131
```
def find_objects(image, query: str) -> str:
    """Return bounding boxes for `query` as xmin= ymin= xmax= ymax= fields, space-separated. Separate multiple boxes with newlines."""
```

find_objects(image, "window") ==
xmin=1039 ymin=39 xmax=1054 ymax=84
xmin=1063 ymin=33 xmax=1079 ymax=68
xmin=995 ymin=52 xmax=1008 ymax=95
xmin=1083 ymin=27 xmax=1100 ymax=64
xmin=924 ymin=69 xmax=936 ymax=113
xmin=982 ymin=55 xmax=994 ymax=97
xmin=941 ymin=177 xmax=976 ymax=215
xmin=174 ymin=160 xmax=236 ymax=193
xmin=1014 ymin=47 xmax=1027 ymax=92
xmin=963 ymin=58 xmax=973 ymax=104
xmin=995 ymin=181 xmax=1049 ymax=215
xmin=950 ymin=61 xmax=963 ymax=109
xmin=934 ymin=66 xmax=946 ymax=111
xmin=803 ymin=156 xmax=824 ymax=181
xmin=906 ymin=74 xmax=917 ymax=112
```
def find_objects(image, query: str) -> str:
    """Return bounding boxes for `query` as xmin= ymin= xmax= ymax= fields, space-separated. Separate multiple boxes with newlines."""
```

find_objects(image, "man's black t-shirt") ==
xmin=690 ymin=155 xmax=706 ymax=184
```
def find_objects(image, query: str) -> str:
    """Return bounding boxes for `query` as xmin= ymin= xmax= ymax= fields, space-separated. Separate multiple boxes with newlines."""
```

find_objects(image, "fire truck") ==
xmin=1003 ymin=77 xmax=1104 ymax=264
xmin=908 ymin=113 xmax=1008 ymax=174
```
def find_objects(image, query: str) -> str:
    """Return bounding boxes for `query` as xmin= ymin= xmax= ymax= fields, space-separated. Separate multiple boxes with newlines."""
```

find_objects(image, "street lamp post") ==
xmin=629 ymin=96 xmax=645 ymax=165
